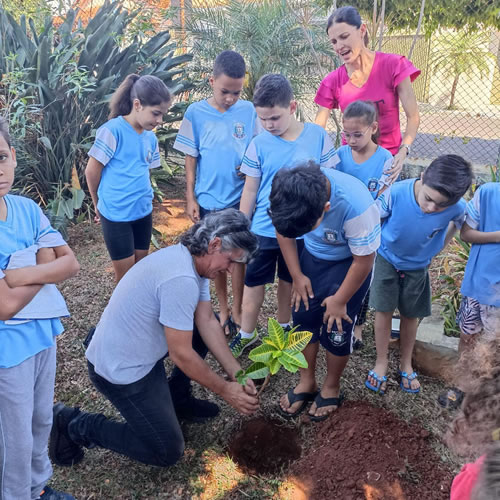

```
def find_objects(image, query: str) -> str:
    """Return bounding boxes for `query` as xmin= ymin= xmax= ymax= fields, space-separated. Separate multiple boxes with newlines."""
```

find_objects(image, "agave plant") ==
xmin=0 ymin=1 xmax=193 ymax=208
xmin=235 ymin=318 xmax=313 ymax=395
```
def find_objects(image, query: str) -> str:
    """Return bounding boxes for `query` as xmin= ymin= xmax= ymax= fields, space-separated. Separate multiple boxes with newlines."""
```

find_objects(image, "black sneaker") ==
xmin=173 ymin=396 xmax=220 ymax=423
xmin=38 ymin=486 xmax=75 ymax=499
xmin=49 ymin=403 xmax=84 ymax=466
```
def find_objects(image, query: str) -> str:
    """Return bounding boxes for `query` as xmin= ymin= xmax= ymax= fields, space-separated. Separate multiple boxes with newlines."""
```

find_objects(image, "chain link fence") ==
xmin=2 ymin=0 xmax=499 ymax=166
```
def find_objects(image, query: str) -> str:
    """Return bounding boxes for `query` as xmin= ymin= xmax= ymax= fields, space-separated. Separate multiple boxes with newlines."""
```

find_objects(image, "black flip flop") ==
xmin=309 ymin=391 xmax=345 ymax=422
xmin=278 ymin=388 xmax=319 ymax=419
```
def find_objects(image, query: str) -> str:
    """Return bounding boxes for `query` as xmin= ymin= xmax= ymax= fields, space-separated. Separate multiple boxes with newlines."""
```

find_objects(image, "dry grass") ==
xmin=51 ymin=177 xmax=463 ymax=499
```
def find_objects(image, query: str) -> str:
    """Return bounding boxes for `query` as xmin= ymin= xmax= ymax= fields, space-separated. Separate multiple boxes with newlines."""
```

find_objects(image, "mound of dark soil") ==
xmin=227 ymin=417 xmax=301 ymax=474
xmin=289 ymin=400 xmax=453 ymax=500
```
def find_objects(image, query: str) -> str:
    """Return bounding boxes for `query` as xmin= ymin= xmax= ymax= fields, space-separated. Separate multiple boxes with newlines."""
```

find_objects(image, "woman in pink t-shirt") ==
xmin=315 ymin=6 xmax=420 ymax=179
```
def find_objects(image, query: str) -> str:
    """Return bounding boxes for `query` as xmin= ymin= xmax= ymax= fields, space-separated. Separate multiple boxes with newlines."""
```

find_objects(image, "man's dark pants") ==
xmin=68 ymin=327 xmax=208 ymax=466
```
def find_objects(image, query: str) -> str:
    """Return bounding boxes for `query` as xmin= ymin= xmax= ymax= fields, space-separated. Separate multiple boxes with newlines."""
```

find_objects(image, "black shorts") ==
xmin=199 ymin=202 xmax=240 ymax=219
xmin=244 ymin=236 xmax=304 ymax=287
xmin=100 ymin=212 xmax=153 ymax=261
xmin=292 ymin=248 xmax=371 ymax=356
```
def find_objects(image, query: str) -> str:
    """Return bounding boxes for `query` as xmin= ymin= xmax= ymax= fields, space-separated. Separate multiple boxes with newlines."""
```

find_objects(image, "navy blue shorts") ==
xmin=245 ymin=236 xmax=304 ymax=287
xmin=100 ymin=212 xmax=152 ymax=261
xmin=292 ymin=248 xmax=371 ymax=356
xmin=199 ymin=202 xmax=240 ymax=219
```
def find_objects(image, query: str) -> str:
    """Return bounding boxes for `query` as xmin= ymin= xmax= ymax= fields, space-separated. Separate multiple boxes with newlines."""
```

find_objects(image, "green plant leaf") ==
xmin=248 ymin=343 xmax=275 ymax=364
xmin=269 ymin=357 xmax=281 ymax=375
xmin=243 ymin=362 xmax=270 ymax=380
xmin=284 ymin=330 xmax=313 ymax=354
xmin=277 ymin=357 xmax=299 ymax=373
xmin=281 ymin=351 xmax=308 ymax=369
xmin=267 ymin=317 xmax=285 ymax=350
xmin=235 ymin=369 xmax=248 ymax=385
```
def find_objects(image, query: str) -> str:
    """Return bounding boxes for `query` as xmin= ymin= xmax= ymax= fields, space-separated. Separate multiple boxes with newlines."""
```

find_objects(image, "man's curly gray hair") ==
xmin=180 ymin=208 xmax=258 ymax=261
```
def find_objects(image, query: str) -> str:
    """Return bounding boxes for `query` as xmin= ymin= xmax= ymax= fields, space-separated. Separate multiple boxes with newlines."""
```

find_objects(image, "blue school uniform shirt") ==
xmin=377 ymin=179 xmax=466 ymax=271
xmin=305 ymin=168 xmax=380 ymax=261
xmin=241 ymin=123 xmax=338 ymax=238
xmin=461 ymin=183 xmax=500 ymax=307
xmin=89 ymin=116 xmax=160 ymax=222
xmin=0 ymin=195 xmax=66 ymax=368
xmin=173 ymin=100 xmax=259 ymax=210
xmin=336 ymin=145 xmax=393 ymax=199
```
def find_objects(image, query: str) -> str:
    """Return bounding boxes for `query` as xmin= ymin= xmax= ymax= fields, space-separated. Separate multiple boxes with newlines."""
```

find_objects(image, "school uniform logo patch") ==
xmin=233 ymin=122 xmax=246 ymax=139
xmin=428 ymin=227 xmax=443 ymax=239
xmin=323 ymin=228 xmax=344 ymax=245
xmin=367 ymin=178 xmax=379 ymax=192
xmin=146 ymin=149 xmax=153 ymax=163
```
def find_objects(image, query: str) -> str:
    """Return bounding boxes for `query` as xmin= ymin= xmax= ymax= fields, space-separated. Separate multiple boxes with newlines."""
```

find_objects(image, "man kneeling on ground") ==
xmin=49 ymin=209 xmax=260 ymax=467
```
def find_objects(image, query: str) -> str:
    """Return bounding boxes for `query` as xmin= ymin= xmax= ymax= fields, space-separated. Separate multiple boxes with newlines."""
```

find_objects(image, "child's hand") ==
xmin=36 ymin=247 xmax=56 ymax=265
xmin=93 ymin=207 xmax=101 ymax=224
xmin=186 ymin=198 xmax=200 ymax=223
xmin=321 ymin=295 xmax=352 ymax=333
xmin=236 ymin=165 xmax=246 ymax=179
xmin=291 ymin=273 xmax=314 ymax=311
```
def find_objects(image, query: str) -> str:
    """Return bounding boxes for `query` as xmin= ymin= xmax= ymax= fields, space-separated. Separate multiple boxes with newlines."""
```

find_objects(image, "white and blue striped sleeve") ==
xmin=88 ymin=125 xmax=117 ymax=166
xmin=36 ymin=208 xmax=67 ymax=248
xmin=320 ymin=132 xmax=339 ymax=169
xmin=376 ymin=186 xmax=392 ymax=218
xmin=378 ymin=157 xmax=394 ymax=189
xmin=173 ymin=114 xmax=198 ymax=157
xmin=344 ymin=204 xmax=381 ymax=256
xmin=465 ymin=188 xmax=480 ymax=229
xmin=240 ymin=140 xmax=261 ymax=178
xmin=150 ymin=139 xmax=161 ymax=170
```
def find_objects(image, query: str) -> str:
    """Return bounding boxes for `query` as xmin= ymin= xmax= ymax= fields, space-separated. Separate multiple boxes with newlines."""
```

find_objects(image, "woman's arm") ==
xmin=388 ymin=77 xmax=420 ymax=182
xmin=315 ymin=106 xmax=331 ymax=129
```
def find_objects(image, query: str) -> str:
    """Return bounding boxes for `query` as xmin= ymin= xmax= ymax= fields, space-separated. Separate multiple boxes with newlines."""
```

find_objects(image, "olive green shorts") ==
xmin=369 ymin=253 xmax=431 ymax=318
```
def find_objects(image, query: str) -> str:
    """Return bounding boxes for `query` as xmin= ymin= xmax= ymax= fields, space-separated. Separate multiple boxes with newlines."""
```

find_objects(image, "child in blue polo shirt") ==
xmin=0 ymin=117 xmax=79 ymax=499
xmin=268 ymin=163 xmax=380 ymax=421
xmin=366 ymin=155 xmax=472 ymax=395
xmin=438 ymin=182 xmax=500 ymax=407
xmin=174 ymin=51 xmax=259 ymax=336
xmin=229 ymin=74 xmax=337 ymax=358
xmin=86 ymin=74 xmax=172 ymax=283
xmin=336 ymin=100 xmax=395 ymax=350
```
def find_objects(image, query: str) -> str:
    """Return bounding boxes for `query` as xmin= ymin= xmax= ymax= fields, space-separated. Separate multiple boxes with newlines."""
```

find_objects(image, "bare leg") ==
xmin=367 ymin=310 xmax=392 ymax=390
xmin=214 ymin=271 xmax=230 ymax=333
xmin=277 ymin=279 xmax=292 ymax=324
xmin=134 ymin=249 xmax=149 ymax=263
xmin=230 ymin=263 xmax=245 ymax=327
xmin=309 ymin=351 xmax=349 ymax=418
xmin=112 ymin=255 xmax=136 ymax=283
xmin=280 ymin=342 xmax=319 ymax=414
xmin=354 ymin=324 xmax=363 ymax=341
xmin=240 ymin=285 xmax=265 ymax=333
xmin=399 ymin=314 xmax=420 ymax=391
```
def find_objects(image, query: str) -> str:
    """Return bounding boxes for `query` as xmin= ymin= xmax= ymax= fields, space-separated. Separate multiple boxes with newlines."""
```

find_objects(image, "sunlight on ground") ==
xmin=277 ymin=477 xmax=313 ymax=499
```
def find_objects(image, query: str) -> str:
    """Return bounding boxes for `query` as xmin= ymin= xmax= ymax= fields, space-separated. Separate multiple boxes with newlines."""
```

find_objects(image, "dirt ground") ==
xmin=51 ymin=176 xmax=465 ymax=499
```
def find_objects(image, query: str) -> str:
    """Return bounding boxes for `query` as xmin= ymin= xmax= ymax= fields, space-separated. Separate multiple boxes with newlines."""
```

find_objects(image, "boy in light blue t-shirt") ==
xmin=229 ymin=74 xmax=337 ymax=358
xmin=0 ymin=118 xmax=79 ymax=500
xmin=367 ymin=155 xmax=472 ymax=395
xmin=268 ymin=164 xmax=380 ymax=421
xmin=174 ymin=51 xmax=259 ymax=336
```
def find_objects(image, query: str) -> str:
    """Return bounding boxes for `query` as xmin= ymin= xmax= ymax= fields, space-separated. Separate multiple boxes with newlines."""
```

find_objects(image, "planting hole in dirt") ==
xmin=288 ymin=400 xmax=453 ymax=500
xmin=227 ymin=417 xmax=301 ymax=474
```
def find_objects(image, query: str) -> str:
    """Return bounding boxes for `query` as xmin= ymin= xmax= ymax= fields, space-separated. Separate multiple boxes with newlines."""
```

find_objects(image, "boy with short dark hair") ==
xmin=0 ymin=117 xmax=79 ymax=499
xmin=230 ymin=74 xmax=338 ymax=357
xmin=174 ymin=50 xmax=259 ymax=336
xmin=366 ymin=154 xmax=473 ymax=395
xmin=268 ymin=163 xmax=381 ymax=421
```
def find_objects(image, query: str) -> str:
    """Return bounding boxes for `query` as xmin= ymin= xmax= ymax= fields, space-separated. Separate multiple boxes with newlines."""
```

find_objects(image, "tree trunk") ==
xmin=409 ymin=0 xmax=425 ymax=60
xmin=449 ymin=74 xmax=460 ymax=109
xmin=378 ymin=0 xmax=385 ymax=51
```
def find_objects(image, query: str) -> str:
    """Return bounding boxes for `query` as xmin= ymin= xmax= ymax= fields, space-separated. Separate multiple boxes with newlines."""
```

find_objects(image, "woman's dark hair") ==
xmin=0 ymin=117 xmax=12 ymax=148
xmin=269 ymin=162 xmax=329 ymax=238
xmin=422 ymin=154 xmax=472 ymax=206
xmin=326 ymin=6 xmax=369 ymax=46
xmin=343 ymin=100 xmax=379 ymax=143
xmin=108 ymin=74 xmax=172 ymax=119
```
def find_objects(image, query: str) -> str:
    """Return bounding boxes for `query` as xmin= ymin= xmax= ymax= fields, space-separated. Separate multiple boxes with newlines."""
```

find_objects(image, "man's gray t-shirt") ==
xmin=86 ymin=244 xmax=210 ymax=384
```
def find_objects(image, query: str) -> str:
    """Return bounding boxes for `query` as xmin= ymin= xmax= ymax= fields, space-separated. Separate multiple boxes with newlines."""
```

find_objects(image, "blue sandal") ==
xmin=365 ymin=370 xmax=387 ymax=395
xmin=399 ymin=370 xmax=420 ymax=393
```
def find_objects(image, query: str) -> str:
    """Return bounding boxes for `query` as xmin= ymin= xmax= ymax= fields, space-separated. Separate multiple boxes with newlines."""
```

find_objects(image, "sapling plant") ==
xmin=235 ymin=318 xmax=313 ymax=396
